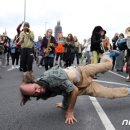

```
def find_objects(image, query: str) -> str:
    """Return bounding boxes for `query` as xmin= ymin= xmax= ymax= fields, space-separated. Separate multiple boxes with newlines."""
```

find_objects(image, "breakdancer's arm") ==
xmin=65 ymin=86 xmax=78 ymax=124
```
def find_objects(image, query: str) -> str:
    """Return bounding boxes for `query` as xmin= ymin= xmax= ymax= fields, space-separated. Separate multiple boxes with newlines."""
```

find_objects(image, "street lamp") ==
xmin=24 ymin=0 xmax=26 ymax=22
xmin=44 ymin=22 xmax=48 ymax=32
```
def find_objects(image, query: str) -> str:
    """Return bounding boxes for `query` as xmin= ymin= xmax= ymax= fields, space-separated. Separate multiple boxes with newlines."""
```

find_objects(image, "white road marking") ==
xmin=89 ymin=96 xmax=115 ymax=130
xmin=89 ymin=71 xmax=127 ymax=130
xmin=93 ymin=79 xmax=129 ymax=86
xmin=109 ymin=71 xmax=126 ymax=79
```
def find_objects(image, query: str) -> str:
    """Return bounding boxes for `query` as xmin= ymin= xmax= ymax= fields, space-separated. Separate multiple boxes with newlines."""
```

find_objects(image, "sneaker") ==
xmin=15 ymin=65 xmax=20 ymax=69
xmin=103 ymin=50 xmax=120 ymax=58
xmin=110 ymin=50 xmax=120 ymax=58
xmin=126 ymin=78 xmax=130 ymax=82
xmin=7 ymin=65 xmax=15 ymax=71
xmin=39 ymin=65 xmax=42 ymax=68
xmin=19 ymin=67 xmax=23 ymax=72
xmin=126 ymin=75 xmax=129 ymax=80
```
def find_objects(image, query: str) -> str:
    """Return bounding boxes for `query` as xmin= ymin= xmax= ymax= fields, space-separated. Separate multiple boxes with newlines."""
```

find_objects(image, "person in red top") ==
xmin=55 ymin=33 xmax=65 ymax=66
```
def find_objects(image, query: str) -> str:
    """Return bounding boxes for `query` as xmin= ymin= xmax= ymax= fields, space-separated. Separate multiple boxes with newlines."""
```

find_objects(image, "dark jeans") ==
xmin=6 ymin=51 xmax=10 ymax=65
xmin=39 ymin=56 xmax=44 ymax=66
xmin=74 ymin=52 xmax=79 ymax=64
xmin=10 ymin=49 xmax=20 ymax=65
xmin=63 ymin=52 xmax=72 ymax=67
xmin=21 ymin=48 xmax=34 ymax=72
xmin=127 ymin=49 xmax=130 ymax=76
xmin=55 ymin=53 xmax=63 ymax=61
xmin=112 ymin=56 xmax=116 ymax=70
xmin=44 ymin=56 xmax=54 ymax=70
xmin=71 ymin=53 xmax=75 ymax=64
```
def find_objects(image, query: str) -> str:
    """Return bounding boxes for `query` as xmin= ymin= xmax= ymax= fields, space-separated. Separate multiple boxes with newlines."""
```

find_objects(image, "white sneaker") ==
xmin=7 ymin=65 xmax=15 ymax=71
xmin=39 ymin=65 xmax=42 ymax=68
xmin=15 ymin=65 xmax=20 ymax=69
xmin=126 ymin=75 xmax=129 ymax=80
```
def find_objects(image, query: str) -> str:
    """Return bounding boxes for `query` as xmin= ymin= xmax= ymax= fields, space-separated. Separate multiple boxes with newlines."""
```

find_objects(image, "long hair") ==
xmin=66 ymin=33 xmax=74 ymax=42
xmin=20 ymin=87 xmax=31 ymax=106
xmin=74 ymin=36 xmax=78 ymax=42
xmin=92 ymin=26 xmax=103 ymax=37
xmin=20 ymin=72 xmax=35 ymax=106
xmin=45 ymin=29 xmax=53 ymax=38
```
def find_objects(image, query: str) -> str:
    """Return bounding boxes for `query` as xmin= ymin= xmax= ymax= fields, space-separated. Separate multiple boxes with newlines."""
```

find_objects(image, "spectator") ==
xmin=0 ymin=35 xmax=5 ymax=67
xmin=115 ymin=33 xmax=125 ymax=72
xmin=112 ymin=33 xmax=119 ymax=70
xmin=19 ymin=22 xmax=35 ymax=73
xmin=73 ymin=36 xmax=81 ymax=65
xmin=55 ymin=33 xmax=65 ymax=66
xmin=63 ymin=34 xmax=74 ymax=67
xmin=41 ymin=29 xmax=57 ymax=70
xmin=34 ymin=36 xmax=44 ymax=68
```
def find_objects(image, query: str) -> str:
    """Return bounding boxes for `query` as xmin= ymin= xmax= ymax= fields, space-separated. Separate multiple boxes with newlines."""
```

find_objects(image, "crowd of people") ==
xmin=0 ymin=22 xmax=130 ymax=81
xmin=1 ymin=22 xmax=130 ymax=124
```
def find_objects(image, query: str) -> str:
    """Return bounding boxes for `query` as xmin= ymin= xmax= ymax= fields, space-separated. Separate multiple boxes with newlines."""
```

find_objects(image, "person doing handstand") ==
xmin=20 ymin=51 xmax=130 ymax=125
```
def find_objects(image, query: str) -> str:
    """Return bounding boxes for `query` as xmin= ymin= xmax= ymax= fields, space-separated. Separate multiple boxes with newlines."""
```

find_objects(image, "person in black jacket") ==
xmin=41 ymin=29 xmax=57 ymax=70
xmin=90 ymin=26 xmax=105 ymax=78
xmin=63 ymin=34 xmax=75 ymax=67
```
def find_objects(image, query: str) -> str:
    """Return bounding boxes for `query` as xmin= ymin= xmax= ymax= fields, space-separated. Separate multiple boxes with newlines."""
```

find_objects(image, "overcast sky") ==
xmin=0 ymin=0 xmax=130 ymax=42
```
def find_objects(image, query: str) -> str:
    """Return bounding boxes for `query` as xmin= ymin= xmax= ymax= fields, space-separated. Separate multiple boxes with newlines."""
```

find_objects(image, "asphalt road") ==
xmin=0 ymin=63 xmax=130 ymax=130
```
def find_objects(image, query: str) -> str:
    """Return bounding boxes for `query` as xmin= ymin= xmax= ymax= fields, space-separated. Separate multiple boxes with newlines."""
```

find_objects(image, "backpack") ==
xmin=116 ymin=38 xmax=127 ymax=50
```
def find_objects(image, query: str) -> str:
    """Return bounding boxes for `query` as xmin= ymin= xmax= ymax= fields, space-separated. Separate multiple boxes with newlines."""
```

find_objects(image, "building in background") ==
xmin=54 ymin=21 xmax=62 ymax=40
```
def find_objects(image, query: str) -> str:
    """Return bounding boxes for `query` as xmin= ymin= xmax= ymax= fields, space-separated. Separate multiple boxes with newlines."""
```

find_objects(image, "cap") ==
xmin=23 ymin=22 xmax=30 ymax=28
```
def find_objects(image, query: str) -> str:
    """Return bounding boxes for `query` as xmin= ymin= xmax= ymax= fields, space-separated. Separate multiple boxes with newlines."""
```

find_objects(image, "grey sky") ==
xmin=0 ymin=0 xmax=130 ymax=42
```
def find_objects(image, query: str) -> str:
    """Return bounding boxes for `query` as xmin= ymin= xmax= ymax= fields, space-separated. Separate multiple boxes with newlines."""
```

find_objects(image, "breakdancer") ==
xmin=20 ymin=51 xmax=129 ymax=124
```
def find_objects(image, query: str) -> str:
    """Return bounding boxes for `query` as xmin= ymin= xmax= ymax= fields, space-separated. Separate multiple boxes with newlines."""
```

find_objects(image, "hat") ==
xmin=125 ymin=27 xmax=130 ymax=36
xmin=23 ymin=22 xmax=30 ymax=28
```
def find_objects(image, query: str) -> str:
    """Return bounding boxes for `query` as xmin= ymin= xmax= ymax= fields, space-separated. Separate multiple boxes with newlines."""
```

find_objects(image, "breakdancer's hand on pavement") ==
xmin=56 ymin=103 xmax=77 ymax=124
xmin=65 ymin=111 xmax=77 ymax=124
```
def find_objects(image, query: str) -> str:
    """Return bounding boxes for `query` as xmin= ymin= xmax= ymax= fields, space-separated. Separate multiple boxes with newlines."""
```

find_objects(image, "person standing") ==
xmin=34 ymin=36 xmax=44 ymax=67
xmin=112 ymin=33 xmax=119 ymax=70
xmin=41 ymin=29 xmax=57 ymax=70
xmin=3 ymin=33 xmax=11 ymax=66
xmin=19 ymin=22 xmax=34 ymax=73
xmin=90 ymin=26 xmax=104 ymax=78
xmin=115 ymin=33 xmax=125 ymax=72
xmin=63 ymin=34 xmax=74 ymax=67
xmin=15 ymin=22 xmax=24 ymax=71
xmin=73 ymin=36 xmax=81 ymax=65
xmin=0 ymin=35 xmax=5 ymax=67
xmin=55 ymin=33 xmax=65 ymax=66
xmin=91 ymin=26 xmax=104 ymax=64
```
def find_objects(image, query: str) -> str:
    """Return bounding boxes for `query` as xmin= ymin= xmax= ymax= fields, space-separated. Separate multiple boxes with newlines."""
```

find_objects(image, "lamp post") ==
xmin=44 ymin=22 xmax=48 ymax=32
xmin=24 ymin=0 xmax=26 ymax=22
